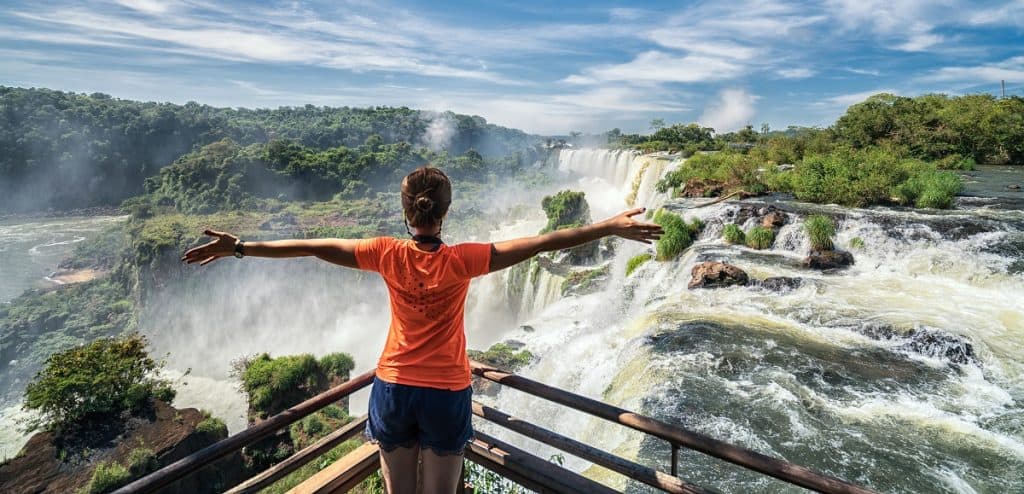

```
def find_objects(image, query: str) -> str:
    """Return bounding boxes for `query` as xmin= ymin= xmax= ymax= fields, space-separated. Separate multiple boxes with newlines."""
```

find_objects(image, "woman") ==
xmin=181 ymin=166 xmax=662 ymax=493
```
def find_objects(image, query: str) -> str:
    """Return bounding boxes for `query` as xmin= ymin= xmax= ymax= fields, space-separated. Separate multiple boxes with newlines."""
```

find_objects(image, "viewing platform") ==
xmin=113 ymin=361 xmax=877 ymax=494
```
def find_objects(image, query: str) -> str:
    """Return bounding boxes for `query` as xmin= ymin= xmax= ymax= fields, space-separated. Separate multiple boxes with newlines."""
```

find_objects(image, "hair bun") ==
xmin=415 ymin=196 xmax=434 ymax=212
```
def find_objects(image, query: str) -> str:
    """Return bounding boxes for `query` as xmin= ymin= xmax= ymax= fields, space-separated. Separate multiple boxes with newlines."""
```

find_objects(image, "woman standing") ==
xmin=182 ymin=166 xmax=662 ymax=493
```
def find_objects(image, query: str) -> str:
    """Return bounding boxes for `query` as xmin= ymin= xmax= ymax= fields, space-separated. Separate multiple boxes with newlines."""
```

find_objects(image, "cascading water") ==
xmin=472 ymin=153 xmax=1024 ymax=493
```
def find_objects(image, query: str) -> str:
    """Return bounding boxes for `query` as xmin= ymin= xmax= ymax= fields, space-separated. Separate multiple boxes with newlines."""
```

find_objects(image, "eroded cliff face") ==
xmin=0 ymin=401 xmax=247 ymax=494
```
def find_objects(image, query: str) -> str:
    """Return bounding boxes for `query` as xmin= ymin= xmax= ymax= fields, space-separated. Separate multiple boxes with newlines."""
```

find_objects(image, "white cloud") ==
xmin=822 ymin=88 xmax=899 ymax=107
xmin=777 ymin=68 xmax=816 ymax=79
xmin=921 ymin=56 xmax=1024 ymax=83
xmin=967 ymin=1 xmax=1024 ymax=27
xmin=845 ymin=67 xmax=881 ymax=76
xmin=699 ymin=89 xmax=758 ymax=132
xmin=824 ymin=0 xmax=949 ymax=52
xmin=577 ymin=51 xmax=747 ymax=84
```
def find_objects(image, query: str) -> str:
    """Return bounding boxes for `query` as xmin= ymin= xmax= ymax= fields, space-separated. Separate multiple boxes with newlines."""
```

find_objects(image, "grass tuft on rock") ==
xmin=722 ymin=224 xmax=745 ymax=245
xmin=625 ymin=253 xmax=653 ymax=276
xmin=467 ymin=343 xmax=533 ymax=372
xmin=652 ymin=209 xmax=703 ymax=261
xmin=804 ymin=215 xmax=836 ymax=251
xmin=745 ymin=227 xmax=775 ymax=250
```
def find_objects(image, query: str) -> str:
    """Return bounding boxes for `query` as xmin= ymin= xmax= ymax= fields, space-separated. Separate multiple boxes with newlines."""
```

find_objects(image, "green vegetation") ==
xmin=656 ymin=151 xmax=769 ymax=196
xmin=780 ymin=147 xmax=962 ymax=208
xmin=636 ymin=93 xmax=1024 ymax=210
xmin=468 ymin=343 xmax=534 ymax=372
xmin=22 ymin=333 xmax=174 ymax=432
xmin=561 ymin=265 xmax=609 ymax=296
xmin=1 ymin=276 xmax=137 ymax=401
xmin=625 ymin=253 xmax=653 ymax=276
xmin=0 ymin=87 xmax=539 ymax=212
xmin=237 ymin=352 xmax=354 ymax=419
xmin=745 ymin=227 xmax=775 ymax=250
xmin=652 ymin=209 xmax=703 ymax=261
xmin=75 ymin=447 xmax=158 ymax=494
xmin=722 ymin=224 xmax=746 ymax=245
xmin=196 ymin=412 xmax=228 ymax=438
xmin=540 ymin=190 xmax=591 ymax=233
xmin=849 ymin=237 xmax=866 ymax=249
xmin=804 ymin=215 xmax=836 ymax=251
xmin=263 ymin=439 xmax=366 ymax=494
xmin=616 ymin=123 xmax=716 ymax=155
xmin=78 ymin=461 xmax=132 ymax=494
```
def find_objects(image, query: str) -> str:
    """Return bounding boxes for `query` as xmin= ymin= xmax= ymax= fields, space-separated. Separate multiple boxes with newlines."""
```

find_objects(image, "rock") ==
xmin=681 ymin=178 xmax=726 ymax=198
xmin=857 ymin=324 xmax=977 ymax=365
xmin=802 ymin=249 xmax=854 ymax=270
xmin=520 ymin=325 xmax=535 ymax=333
xmin=0 ymin=401 xmax=247 ymax=494
xmin=761 ymin=211 xmax=787 ymax=229
xmin=1009 ymin=184 xmax=1022 ymax=190
xmin=688 ymin=261 xmax=749 ymax=289
xmin=757 ymin=277 xmax=803 ymax=292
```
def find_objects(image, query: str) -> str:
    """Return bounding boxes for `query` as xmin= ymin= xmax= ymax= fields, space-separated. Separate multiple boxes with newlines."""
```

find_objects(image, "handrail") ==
xmin=470 ymin=361 xmax=877 ymax=494
xmin=472 ymin=401 xmax=711 ymax=494
xmin=224 ymin=415 xmax=369 ymax=494
xmin=111 ymin=369 xmax=375 ymax=494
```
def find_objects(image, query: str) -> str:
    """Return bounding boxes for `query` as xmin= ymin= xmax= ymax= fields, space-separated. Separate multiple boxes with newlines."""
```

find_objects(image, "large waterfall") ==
xmin=471 ymin=151 xmax=1024 ymax=493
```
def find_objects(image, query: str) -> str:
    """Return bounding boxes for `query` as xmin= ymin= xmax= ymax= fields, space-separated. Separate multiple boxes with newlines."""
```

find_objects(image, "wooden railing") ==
xmin=115 ymin=361 xmax=877 ymax=494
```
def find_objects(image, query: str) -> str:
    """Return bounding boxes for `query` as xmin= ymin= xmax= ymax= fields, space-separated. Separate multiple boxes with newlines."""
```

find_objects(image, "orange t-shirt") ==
xmin=354 ymin=237 xmax=491 ymax=390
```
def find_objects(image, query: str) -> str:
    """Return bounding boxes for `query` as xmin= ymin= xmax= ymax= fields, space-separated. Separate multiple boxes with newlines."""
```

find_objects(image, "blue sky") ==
xmin=1 ymin=0 xmax=1022 ymax=135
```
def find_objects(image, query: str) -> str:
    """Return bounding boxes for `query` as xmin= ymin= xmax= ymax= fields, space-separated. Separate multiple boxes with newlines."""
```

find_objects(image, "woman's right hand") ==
xmin=600 ymin=208 xmax=663 ymax=244
xmin=181 ymin=230 xmax=239 ymax=266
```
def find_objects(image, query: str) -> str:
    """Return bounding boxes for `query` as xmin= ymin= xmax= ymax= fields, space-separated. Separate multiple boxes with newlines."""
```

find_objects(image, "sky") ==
xmin=0 ymin=0 xmax=1022 ymax=135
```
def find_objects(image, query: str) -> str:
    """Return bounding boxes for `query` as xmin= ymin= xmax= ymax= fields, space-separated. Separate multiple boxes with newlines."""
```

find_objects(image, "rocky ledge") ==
xmin=0 ymin=401 xmax=246 ymax=494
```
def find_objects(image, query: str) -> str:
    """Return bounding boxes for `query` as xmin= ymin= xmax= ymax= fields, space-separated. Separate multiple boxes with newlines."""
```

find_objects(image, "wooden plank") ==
xmin=224 ymin=415 xmax=369 ymax=494
xmin=112 ymin=370 xmax=375 ymax=494
xmin=466 ymin=431 xmax=619 ymax=494
xmin=470 ymin=361 xmax=877 ymax=494
xmin=286 ymin=442 xmax=380 ymax=494
xmin=472 ymin=401 xmax=711 ymax=494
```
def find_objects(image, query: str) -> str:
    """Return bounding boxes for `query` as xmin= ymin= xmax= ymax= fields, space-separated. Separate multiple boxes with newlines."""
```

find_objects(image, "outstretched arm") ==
xmin=181 ymin=230 xmax=360 ymax=268
xmin=488 ymin=208 xmax=662 ymax=273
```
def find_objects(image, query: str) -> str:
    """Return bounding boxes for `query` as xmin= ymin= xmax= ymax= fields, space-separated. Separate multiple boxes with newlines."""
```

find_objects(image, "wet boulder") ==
xmin=802 ymin=249 xmax=854 ymax=270
xmin=756 ymin=277 xmax=803 ymax=292
xmin=688 ymin=261 xmax=749 ymax=289
xmin=761 ymin=211 xmax=787 ymax=229
xmin=857 ymin=324 xmax=977 ymax=366
xmin=681 ymin=178 xmax=726 ymax=198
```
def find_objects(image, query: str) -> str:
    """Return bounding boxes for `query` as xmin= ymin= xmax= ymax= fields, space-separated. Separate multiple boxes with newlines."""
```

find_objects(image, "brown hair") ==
xmin=401 ymin=166 xmax=452 ymax=229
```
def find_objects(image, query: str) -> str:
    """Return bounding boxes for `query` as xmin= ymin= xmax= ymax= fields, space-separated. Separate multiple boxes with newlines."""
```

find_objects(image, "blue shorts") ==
xmin=365 ymin=376 xmax=474 ymax=456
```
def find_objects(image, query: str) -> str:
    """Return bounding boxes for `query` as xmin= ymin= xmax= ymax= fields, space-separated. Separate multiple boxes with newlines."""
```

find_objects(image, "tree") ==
xmin=649 ymin=118 xmax=667 ymax=131
xmin=22 ymin=333 xmax=175 ymax=432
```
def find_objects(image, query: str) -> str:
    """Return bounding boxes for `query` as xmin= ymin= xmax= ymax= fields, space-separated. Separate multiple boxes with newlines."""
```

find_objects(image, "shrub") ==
xmin=79 ymin=461 xmax=131 ymax=494
xmin=785 ymin=147 xmax=962 ymax=209
xmin=196 ymin=414 xmax=228 ymax=438
xmin=318 ymin=353 xmax=355 ymax=379
xmin=242 ymin=353 xmax=321 ymax=414
xmin=656 ymin=151 xmax=769 ymax=195
xmin=125 ymin=448 xmax=158 ymax=477
xmin=540 ymin=190 xmax=591 ymax=233
xmin=745 ymin=227 xmax=775 ymax=250
xmin=849 ymin=237 xmax=866 ymax=249
xmin=652 ymin=209 xmax=703 ymax=261
xmin=22 ymin=333 xmax=173 ymax=432
xmin=625 ymin=253 xmax=653 ymax=276
xmin=722 ymin=224 xmax=745 ymax=245
xmin=804 ymin=215 xmax=836 ymax=251
xmin=468 ymin=343 xmax=533 ymax=372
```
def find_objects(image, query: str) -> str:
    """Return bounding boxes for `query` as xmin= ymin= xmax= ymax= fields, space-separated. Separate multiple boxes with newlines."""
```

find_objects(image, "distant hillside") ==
xmin=0 ymin=87 xmax=541 ymax=213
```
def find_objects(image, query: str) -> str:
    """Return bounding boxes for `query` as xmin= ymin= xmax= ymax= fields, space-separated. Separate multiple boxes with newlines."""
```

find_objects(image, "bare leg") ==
xmin=380 ymin=445 xmax=420 ymax=494
xmin=420 ymin=448 xmax=464 ymax=494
